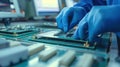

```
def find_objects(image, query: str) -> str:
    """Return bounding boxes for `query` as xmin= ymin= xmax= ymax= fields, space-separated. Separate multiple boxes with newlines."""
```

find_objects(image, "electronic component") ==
xmin=0 ymin=29 xmax=33 ymax=36
xmin=33 ymin=30 xmax=61 ymax=39
xmin=30 ymin=30 xmax=96 ymax=49
xmin=0 ymin=45 xmax=28 ymax=67
xmin=0 ymin=39 xmax=21 ymax=49
xmin=39 ymin=48 xmax=57 ymax=61
xmin=59 ymin=50 xmax=76 ymax=67
xmin=8 ymin=40 xmax=21 ymax=47
xmin=0 ymin=39 xmax=9 ymax=49
xmin=30 ymin=35 xmax=96 ymax=49
xmin=28 ymin=44 xmax=45 ymax=56
xmin=13 ymin=47 xmax=109 ymax=67
xmin=75 ymin=53 xmax=95 ymax=67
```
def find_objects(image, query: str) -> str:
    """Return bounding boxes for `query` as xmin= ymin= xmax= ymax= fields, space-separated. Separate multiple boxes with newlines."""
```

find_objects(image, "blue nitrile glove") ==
xmin=56 ymin=7 xmax=87 ymax=32
xmin=73 ymin=5 xmax=120 ymax=42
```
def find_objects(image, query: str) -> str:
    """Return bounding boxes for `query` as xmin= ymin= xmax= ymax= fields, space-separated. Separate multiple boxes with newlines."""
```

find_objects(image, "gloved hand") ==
xmin=73 ymin=5 xmax=120 ymax=42
xmin=56 ymin=7 xmax=86 ymax=32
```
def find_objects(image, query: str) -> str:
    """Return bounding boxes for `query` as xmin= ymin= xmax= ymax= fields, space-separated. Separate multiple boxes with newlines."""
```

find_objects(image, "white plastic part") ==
xmin=35 ymin=30 xmax=61 ymax=39
xmin=59 ymin=50 xmax=76 ymax=66
xmin=0 ymin=39 xmax=21 ymax=49
xmin=76 ymin=53 xmax=94 ymax=67
xmin=28 ymin=44 xmax=45 ymax=56
xmin=39 ymin=48 xmax=57 ymax=61
xmin=0 ymin=45 xmax=28 ymax=67
xmin=0 ymin=39 xmax=9 ymax=49
xmin=8 ymin=40 xmax=21 ymax=47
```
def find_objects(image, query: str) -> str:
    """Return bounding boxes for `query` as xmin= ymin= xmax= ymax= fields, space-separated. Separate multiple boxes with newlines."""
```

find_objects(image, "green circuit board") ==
xmin=0 ymin=27 xmax=111 ymax=67
xmin=30 ymin=36 xmax=96 ymax=49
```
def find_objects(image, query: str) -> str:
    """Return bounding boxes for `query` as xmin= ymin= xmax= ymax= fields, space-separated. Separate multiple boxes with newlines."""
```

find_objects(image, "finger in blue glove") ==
xmin=56 ymin=7 xmax=86 ymax=32
xmin=73 ymin=5 xmax=120 ymax=42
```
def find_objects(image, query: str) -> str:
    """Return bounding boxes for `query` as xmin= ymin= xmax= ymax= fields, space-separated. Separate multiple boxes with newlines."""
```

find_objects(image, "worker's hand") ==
xmin=56 ymin=7 xmax=86 ymax=32
xmin=73 ymin=5 xmax=120 ymax=42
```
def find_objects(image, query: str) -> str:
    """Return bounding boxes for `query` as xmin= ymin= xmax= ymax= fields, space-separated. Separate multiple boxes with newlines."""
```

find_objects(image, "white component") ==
xmin=35 ymin=30 xmax=61 ymax=39
xmin=76 ymin=53 xmax=94 ymax=67
xmin=0 ymin=45 xmax=28 ymax=67
xmin=8 ymin=40 xmax=21 ymax=47
xmin=0 ymin=39 xmax=21 ymax=49
xmin=59 ymin=50 xmax=76 ymax=66
xmin=39 ymin=48 xmax=57 ymax=61
xmin=28 ymin=44 xmax=45 ymax=56
xmin=0 ymin=39 xmax=9 ymax=49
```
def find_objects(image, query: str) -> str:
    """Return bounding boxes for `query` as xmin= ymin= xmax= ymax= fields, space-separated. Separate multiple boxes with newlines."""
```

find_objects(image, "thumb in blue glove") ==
xmin=73 ymin=5 xmax=120 ymax=42
xmin=56 ymin=7 xmax=86 ymax=33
